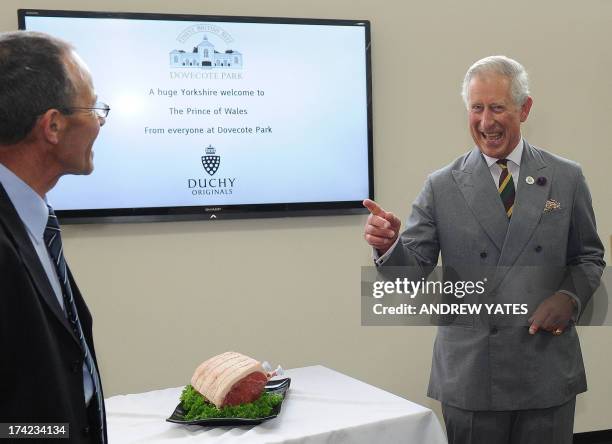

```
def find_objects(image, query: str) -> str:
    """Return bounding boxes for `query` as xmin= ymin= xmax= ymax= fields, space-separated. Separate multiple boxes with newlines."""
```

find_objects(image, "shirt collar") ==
xmin=482 ymin=137 xmax=524 ymax=168
xmin=0 ymin=163 xmax=49 ymax=243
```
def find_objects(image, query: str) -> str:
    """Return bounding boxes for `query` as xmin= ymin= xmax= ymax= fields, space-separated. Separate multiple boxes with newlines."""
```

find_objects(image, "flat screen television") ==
xmin=18 ymin=9 xmax=373 ymax=223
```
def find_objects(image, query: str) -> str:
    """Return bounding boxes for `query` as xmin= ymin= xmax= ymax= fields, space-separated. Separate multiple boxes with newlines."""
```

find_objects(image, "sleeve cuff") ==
xmin=373 ymin=238 xmax=400 ymax=266
xmin=558 ymin=290 xmax=581 ymax=321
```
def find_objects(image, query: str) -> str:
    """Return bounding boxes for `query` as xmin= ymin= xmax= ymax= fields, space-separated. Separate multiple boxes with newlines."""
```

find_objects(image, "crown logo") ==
xmin=202 ymin=145 xmax=220 ymax=176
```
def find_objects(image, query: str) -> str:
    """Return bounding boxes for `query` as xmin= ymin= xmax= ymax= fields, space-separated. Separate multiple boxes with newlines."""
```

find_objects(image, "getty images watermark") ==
xmin=361 ymin=266 xmax=612 ymax=326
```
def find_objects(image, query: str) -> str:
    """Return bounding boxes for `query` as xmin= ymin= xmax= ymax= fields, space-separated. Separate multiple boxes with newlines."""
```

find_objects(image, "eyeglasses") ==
xmin=61 ymin=101 xmax=111 ymax=119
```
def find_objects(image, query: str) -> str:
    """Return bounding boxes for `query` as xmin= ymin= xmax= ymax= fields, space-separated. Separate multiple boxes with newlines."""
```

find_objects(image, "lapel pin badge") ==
xmin=526 ymin=176 xmax=535 ymax=185
xmin=536 ymin=176 xmax=547 ymax=186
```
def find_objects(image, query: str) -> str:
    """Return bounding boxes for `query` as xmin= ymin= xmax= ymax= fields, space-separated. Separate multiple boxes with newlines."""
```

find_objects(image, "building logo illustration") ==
xmin=170 ymin=24 xmax=243 ymax=69
xmin=202 ymin=145 xmax=221 ymax=176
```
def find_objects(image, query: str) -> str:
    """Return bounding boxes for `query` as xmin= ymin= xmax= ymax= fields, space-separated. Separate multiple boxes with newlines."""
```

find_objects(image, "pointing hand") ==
xmin=363 ymin=199 xmax=401 ymax=255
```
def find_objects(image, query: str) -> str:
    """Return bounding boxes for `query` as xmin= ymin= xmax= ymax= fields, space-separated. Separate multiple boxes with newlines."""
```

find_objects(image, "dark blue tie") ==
xmin=43 ymin=205 xmax=105 ymax=443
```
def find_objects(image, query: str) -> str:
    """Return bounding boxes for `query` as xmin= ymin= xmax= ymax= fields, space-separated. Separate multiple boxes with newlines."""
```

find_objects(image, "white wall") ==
xmin=2 ymin=0 xmax=610 ymax=433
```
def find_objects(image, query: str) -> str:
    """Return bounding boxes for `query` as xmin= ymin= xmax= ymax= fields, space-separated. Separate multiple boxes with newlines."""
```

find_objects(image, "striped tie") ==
xmin=43 ymin=206 xmax=105 ymax=444
xmin=497 ymin=159 xmax=515 ymax=218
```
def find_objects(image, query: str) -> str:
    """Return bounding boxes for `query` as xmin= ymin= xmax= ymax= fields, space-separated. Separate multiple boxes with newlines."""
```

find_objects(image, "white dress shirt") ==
xmin=481 ymin=138 xmax=523 ymax=192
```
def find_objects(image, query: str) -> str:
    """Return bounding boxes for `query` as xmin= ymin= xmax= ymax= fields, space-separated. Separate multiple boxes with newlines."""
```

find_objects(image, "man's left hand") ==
xmin=528 ymin=292 xmax=576 ymax=335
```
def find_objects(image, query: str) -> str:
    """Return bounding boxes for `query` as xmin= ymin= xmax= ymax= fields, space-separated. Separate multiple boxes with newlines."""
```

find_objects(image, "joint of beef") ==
xmin=191 ymin=352 xmax=269 ymax=408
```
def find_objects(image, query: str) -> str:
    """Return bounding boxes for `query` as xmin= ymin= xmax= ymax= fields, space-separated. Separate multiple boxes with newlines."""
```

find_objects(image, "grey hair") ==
xmin=0 ymin=31 xmax=76 ymax=145
xmin=461 ymin=55 xmax=530 ymax=108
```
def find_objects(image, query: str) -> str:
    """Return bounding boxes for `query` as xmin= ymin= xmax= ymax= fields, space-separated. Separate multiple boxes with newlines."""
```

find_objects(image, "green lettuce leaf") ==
xmin=180 ymin=385 xmax=283 ymax=420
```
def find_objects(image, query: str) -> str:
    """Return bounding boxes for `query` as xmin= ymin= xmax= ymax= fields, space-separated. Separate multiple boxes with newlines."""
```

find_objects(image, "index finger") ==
xmin=363 ymin=199 xmax=384 ymax=216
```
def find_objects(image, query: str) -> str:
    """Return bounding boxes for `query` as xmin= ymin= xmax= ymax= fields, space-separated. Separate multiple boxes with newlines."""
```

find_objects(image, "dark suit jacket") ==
xmin=0 ymin=183 xmax=107 ymax=444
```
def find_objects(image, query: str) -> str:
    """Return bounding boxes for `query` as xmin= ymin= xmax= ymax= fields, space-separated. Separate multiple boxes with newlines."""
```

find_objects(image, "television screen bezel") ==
xmin=18 ymin=9 xmax=373 ymax=223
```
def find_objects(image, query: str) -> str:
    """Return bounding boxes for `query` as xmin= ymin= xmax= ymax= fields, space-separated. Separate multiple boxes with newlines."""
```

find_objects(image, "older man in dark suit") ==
xmin=364 ymin=55 xmax=605 ymax=444
xmin=0 ymin=31 xmax=110 ymax=443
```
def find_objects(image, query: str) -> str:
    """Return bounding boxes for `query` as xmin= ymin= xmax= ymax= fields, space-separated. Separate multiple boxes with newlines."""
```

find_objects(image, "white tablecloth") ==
xmin=106 ymin=365 xmax=447 ymax=444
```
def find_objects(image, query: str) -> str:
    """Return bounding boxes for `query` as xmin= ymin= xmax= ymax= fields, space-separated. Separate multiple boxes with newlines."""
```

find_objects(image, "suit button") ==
xmin=490 ymin=327 xmax=498 ymax=335
xmin=535 ymin=245 xmax=542 ymax=252
xmin=82 ymin=426 xmax=90 ymax=435
xmin=480 ymin=251 xmax=487 ymax=258
xmin=71 ymin=360 xmax=80 ymax=373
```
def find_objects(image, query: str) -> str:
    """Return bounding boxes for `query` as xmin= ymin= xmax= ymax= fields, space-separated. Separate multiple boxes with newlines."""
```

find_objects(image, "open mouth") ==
xmin=481 ymin=131 xmax=503 ymax=142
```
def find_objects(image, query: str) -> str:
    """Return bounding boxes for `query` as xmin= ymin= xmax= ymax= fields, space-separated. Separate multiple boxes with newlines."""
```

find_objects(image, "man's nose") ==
xmin=481 ymin=108 xmax=495 ymax=129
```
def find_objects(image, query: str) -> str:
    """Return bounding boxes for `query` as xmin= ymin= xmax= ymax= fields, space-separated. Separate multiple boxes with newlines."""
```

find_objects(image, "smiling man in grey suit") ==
xmin=364 ymin=56 xmax=605 ymax=444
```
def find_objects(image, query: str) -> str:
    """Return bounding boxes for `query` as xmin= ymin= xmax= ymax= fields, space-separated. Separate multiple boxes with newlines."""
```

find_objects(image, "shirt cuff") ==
xmin=373 ymin=238 xmax=400 ymax=266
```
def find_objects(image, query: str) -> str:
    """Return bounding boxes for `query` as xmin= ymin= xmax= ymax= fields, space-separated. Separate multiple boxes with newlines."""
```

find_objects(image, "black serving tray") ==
xmin=166 ymin=377 xmax=291 ymax=427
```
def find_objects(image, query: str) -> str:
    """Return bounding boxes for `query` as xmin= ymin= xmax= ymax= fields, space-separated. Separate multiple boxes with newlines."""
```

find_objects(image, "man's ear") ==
xmin=520 ymin=96 xmax=533 ymax=122
xmin=37 ymin=109 xmax=65 ymax=144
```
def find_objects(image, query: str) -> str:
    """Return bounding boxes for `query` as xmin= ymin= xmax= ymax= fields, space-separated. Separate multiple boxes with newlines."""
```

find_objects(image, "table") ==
xmin=105 ymin=365 xmax=447 ymax=444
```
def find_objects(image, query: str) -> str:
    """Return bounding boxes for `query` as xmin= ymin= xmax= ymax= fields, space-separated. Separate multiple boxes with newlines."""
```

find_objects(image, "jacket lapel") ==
xmin=498 ymin=142 xmax=550 ymax=268
xmin=0 ymin=184 xmax=81 ymax=347
xmin=452 ymin=148 xmax=509 ymax=252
